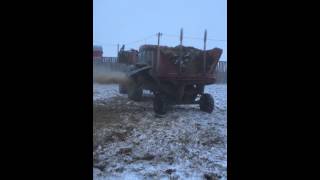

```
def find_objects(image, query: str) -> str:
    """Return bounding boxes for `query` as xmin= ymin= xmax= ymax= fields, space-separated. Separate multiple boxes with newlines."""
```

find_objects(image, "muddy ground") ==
xmin=93 ymin=84 xmax=227 ymax=180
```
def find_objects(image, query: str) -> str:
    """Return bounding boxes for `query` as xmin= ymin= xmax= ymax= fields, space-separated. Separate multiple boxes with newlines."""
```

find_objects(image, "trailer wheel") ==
xmin=119 ymin=83 xmax=127 ymax=94
xmin=128 ymin=82 xmax=142 ymax=101
xmin=153 ymin=94 xmax=167 ymax=115
xmin=199 ymin=93 xmax=214 ymax=113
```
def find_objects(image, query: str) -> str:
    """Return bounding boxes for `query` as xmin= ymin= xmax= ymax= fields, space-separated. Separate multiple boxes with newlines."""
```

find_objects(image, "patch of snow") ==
xmin=93 ymin=83 xmax=227 ymax=180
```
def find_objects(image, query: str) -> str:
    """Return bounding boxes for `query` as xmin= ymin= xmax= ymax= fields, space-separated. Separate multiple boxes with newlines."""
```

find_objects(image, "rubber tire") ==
xmin=199 ymin=93 xmax=214 ymax=113
xmin=153 ymin=94 xmax=167 ymax=115
xmin=119 ymin=84 xmax=127 ymax=94
xmin=128 ymin=82 xmax=143 ymax=101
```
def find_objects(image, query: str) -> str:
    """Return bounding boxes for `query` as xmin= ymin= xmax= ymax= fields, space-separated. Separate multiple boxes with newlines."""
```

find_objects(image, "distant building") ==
xmin=93 ymin=45 xmax=103 ymax=60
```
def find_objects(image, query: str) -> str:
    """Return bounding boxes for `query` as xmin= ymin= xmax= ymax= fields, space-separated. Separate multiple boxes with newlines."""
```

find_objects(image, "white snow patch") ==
xmin=93 ymin=83 xmax=227 ymax=180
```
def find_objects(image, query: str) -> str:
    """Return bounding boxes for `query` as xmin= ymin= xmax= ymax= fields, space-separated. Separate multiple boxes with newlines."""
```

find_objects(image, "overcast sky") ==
xmin=93 ymin=0 xmax=227 ymax=61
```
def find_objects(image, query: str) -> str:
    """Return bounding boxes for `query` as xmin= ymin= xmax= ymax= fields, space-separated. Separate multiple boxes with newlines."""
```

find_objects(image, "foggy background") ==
xmin=93 ymin=0 xmax=227 ymax=61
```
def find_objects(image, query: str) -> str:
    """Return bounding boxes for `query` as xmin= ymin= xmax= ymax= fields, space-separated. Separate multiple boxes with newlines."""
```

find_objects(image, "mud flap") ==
xmin=127 ymin=65 xmax=152 ymax=77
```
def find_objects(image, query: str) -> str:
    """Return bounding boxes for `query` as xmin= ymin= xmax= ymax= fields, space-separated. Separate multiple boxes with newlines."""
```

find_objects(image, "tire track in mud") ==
xmin=93 ymin=84 xmax=227 ymax=179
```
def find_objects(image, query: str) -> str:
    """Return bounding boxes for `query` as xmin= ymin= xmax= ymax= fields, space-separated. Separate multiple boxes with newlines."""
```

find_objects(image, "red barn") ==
xmin=93 ymin=45 xmax=103 ymax=60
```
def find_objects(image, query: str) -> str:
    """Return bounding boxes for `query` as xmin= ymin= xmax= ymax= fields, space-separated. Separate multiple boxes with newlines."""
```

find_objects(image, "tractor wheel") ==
xmin=119 ymin=83 xmax=127 ymax=94
xmin=199 ymin=93 xmax=214 ymax=113
xmin=153 ymin=94 xmax=168 ymax=115
xmin=128 ymin=81 xmax=142 ymax=101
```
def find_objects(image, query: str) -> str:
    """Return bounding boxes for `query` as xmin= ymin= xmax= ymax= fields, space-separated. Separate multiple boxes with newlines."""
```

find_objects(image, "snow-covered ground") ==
xmin=93 ymin=84 xmax=227 ymax=180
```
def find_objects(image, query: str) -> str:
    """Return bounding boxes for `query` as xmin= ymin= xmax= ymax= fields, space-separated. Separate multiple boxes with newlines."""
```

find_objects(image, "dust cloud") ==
xmin=93 ymin=66 xmax=129 ymax=84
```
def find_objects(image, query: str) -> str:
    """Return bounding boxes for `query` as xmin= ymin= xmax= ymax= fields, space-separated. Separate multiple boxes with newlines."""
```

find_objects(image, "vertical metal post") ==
xmin=157 ymin=32 xmax=161 ymax=45
xmin=180 ymin=28 xmax=183 ymax=46
xmin=203 ymin=29 xmax=207 ymax=74
xmin=156 ymin=32 xmax=162 ymax=73
xmin=179 ymin=28 xmax=183 ymax=74
xmin=117 ymin=44 xmax=119 ymax=63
